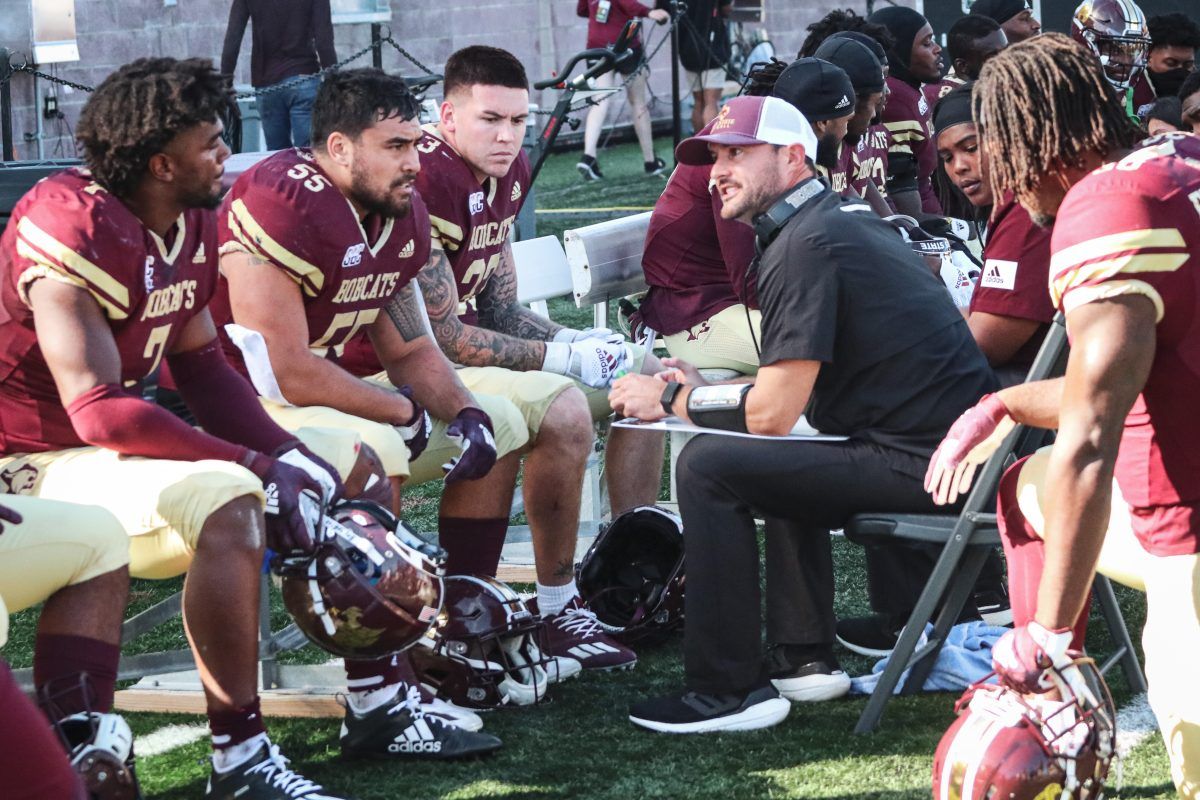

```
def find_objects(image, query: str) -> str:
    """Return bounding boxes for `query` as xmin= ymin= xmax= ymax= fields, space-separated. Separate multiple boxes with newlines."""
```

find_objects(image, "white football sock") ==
xmin=348 ymin=681 xmax=402 ymax=714
xmin=211 ymin=732 xmax=269 ymax=774
xmin=537 ymin=579 xmax=577 ymax=618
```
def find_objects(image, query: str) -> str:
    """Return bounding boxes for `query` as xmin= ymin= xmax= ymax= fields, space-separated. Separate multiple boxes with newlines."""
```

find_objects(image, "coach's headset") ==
xmin=742 ymin=176 xmax=827 ymax=355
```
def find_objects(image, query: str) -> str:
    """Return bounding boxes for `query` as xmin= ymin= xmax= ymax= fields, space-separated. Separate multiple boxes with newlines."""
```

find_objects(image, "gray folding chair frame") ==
xmin=845 ymin=313 xmax=1147 ymax=734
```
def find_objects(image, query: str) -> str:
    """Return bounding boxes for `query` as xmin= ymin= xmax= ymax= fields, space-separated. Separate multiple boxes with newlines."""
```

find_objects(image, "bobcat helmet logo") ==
xmin=0 ymin=463 xmax=39 ymax=494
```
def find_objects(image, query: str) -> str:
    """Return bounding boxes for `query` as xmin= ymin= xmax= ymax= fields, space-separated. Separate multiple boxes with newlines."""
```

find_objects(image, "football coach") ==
xmin=610 ymin=95 xmax=996 ymax=734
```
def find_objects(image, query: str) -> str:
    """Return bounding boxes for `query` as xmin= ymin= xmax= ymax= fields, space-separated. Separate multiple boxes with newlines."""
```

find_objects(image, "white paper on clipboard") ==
xmin=611 ymin=415 xmax=848 ymax=442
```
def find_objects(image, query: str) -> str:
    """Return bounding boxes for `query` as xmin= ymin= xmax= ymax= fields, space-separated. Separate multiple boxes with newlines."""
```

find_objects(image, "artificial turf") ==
xmin=1 ymin=138 xmax=1178 ymax=799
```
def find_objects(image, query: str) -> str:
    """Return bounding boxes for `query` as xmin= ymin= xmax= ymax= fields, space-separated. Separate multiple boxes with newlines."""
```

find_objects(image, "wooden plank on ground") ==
xmin=115 ymin=688 xmax=344 ymax=718
xmin=497 ymin=564 xmax=537 ymax=583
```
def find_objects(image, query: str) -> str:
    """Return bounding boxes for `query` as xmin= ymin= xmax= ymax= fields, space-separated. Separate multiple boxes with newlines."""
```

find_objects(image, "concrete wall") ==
xmin=0 ymin=0 xmax=909 ymax=161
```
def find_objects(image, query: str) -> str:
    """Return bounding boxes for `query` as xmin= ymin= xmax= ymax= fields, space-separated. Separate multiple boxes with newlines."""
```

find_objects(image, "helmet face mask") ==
xmin=933 ymin=657 xmax=1117 ymax=800
xmin=411 ymin=574 xmax=553 ymax=709
xmin=1072 ymin=0 xmax=1151 ymax=89
xmin=278 ymin=500 xmax=445 ymax=659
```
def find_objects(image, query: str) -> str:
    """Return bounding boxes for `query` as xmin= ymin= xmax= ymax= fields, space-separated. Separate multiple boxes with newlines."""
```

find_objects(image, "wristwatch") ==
xmin=660 ymin=380 xmax=683 ymax=417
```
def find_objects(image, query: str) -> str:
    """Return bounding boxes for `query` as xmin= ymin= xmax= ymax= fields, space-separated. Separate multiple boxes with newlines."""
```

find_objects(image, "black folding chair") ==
xmin=844 ymin=313 xmax=1147 ymax=734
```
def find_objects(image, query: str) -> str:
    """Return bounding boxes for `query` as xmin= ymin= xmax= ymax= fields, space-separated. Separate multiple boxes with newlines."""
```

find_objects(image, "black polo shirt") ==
xmin=756 ymin=179 xmax=997 ymax=459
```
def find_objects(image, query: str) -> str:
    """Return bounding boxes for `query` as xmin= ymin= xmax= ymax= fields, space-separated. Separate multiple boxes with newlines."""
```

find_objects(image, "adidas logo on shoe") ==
xmin=568 ymin=642 xmax=621 ymax=659
xmin=388 ymin=739 xmax=443 ymax=754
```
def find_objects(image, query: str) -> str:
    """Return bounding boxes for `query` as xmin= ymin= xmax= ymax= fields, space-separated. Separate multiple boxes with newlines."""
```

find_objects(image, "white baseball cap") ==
xmin=675 ymin=95 xmax=819 ymax=166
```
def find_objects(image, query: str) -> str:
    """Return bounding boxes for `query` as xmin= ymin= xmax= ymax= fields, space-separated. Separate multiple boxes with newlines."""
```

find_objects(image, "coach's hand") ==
xmin=553 ymin=327 xmax=626 ymax=347
xmin=394 ymin=385 xmax=432 ymax=460
xmin=443 ymin=407 xmax=498 ymax=484
xmin=656 ymin=357 xmax=707 ymax=387
xmin=925 ymin=393 xmax=1015 ymax=506
xmin=542 ymin=340 xmax=631 ymax=389
xmin=992 ymin=621 xmax=1074 ymax=694
xmin=0 ymin=503 xmax=22 ymax=535
xmin=247 ymin=453 xmax=326 ymax=554
xmin=611 ymin=373 xmax=670 ymax=421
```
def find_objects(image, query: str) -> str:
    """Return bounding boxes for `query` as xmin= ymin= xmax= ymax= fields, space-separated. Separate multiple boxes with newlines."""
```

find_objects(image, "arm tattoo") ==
xmin=417 ymin=249 xmax=548 ymax=371
xmin=475 ymin=243 xmax=565 ymax=341
xmin=383 ymin=280 xmax=431 ymax=343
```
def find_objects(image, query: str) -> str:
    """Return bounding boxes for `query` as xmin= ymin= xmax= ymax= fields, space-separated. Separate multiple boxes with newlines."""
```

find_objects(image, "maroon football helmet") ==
xmin=576 ymin=505 xmax=685 ymax=643
xmin=409 ymin=575 xmax=552 ymax=709
xmin=278 ymin=500 xmax=445 ymax=659
xmin=1072 ymin=0 xmax=1151 ymax=90
xmin=933 ymin=657 xmax=1117 ymax=800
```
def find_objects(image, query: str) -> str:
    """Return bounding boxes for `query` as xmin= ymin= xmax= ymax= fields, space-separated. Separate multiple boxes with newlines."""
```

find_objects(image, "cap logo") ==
xmin=712 ymin=104 xmax=736 ymax=131
xmin=835 ymin=95 xmax=851 ymax=109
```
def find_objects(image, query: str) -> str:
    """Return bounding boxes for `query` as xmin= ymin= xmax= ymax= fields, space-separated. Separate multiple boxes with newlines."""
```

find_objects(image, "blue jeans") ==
xmin=257 ymin=76 xmax=319 ymax=150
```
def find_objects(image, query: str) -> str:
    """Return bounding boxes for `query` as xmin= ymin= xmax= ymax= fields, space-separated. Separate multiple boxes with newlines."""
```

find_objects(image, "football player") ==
xmin=344 ymin=46 xmax=667 ymax=671
xmin=1072 ymin=0 xmax=1152 ymax=121
xmin=0 ymin=57 xmax=353 ymax=799
xmin=214 ymin=67 xmax=541 ymax=752
xmin=922 ymin=14 xmax=1007 ymax=107
xmin=0 ymin=498 xmax=133 ymax=798
xmin=931 ymin=34 xmax=1200 ymax=797
xmin=968 ymin=0 xmax=1041 ymax=45
xmin=869 ymin=6 xmax=944 ymax=215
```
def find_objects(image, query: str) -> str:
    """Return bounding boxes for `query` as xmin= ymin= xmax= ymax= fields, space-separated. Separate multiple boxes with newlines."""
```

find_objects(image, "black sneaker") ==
xmin=628 ymin=684 xmax=790 ymax=734
xmin=766 ymin=646 xmax=850 ymax=702
xmin=836 ymin=615 xmax=902 ymax=657
xmin=577 ymin=155 xmax=603 ymax=181
xmin=340 ymin=686 xmax=502 ymax=760
xmin=644 ymin=156 xmax=667 ymax=176
xmin=205 ymin=742 xmax=349 ymax=799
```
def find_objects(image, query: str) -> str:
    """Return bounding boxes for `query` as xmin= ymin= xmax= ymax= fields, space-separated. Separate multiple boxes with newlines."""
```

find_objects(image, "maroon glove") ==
xmin=442 ymin=407 xmax=497 ymax=484
xmin=394 ymin=385 xmax=431 ymax=461
xmin=0 ymin=503 xmax=22 ymax=535
xmin=992 ymin=621 xmax=1074 ymax=694
xmin=246 ymin=451 xmax=327 ymax=554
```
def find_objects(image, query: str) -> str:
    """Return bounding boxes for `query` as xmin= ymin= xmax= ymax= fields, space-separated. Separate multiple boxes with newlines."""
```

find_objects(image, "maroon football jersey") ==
xmin=639 ymin=162 xmax=757 ymax=336
xmin=970 ymin=195 xmax=1055 ymax=369
xmin=849 ymin=123 xmax=890 ymax=202
xmin=816 ymin=143 xmax=855 ymax=196
xmin=921 ymin=74 xmax=964 ymax=112
xmin=882 ymin=76 xmax=942 ymax=214
xmin=414 ymin=127 xmax=530 ymax=326
xmin=0 ymin=169 xmax=217 ymax=454
xmin=1130 ymin=74 xmax=1156 ymax=119
xmin=1050 ymin=133 xmax=1200 ymax=555
xmin=214 ymin=148 xmax=432 ymax=366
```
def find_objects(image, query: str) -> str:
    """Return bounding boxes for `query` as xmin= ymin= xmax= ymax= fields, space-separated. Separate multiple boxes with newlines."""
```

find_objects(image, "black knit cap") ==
xmin=868 ymin=6 xmax=928 ymax=75
xmin=828 ymin=31 xmax=889 ymax=68
xmin=772 ymin=58 xmax=857 ymax=122
xmin=813 ymin=36 xmax=885 ymax=94
xmin=969 ymin=0 xmax=1028 ymax=25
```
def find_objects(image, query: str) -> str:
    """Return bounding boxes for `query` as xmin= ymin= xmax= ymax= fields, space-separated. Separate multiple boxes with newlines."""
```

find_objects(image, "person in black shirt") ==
xmin=610 ymin=95 xmax=995 ymax=734
xmin=221 ymin=0 xmax=337 ymax=149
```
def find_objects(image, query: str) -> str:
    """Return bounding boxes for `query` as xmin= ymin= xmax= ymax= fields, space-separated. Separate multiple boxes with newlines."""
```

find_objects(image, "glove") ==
xmin=553 ymin=327 xmax=626 ymax=347
xmin=394 ymin=385 xmax=432 ymax=461
xmin=246 ymin=452 xmax=326 ymax=554
xmin=442 ymin=407 xmax=498 ymax=484
xmin=275 ymin=442 xmax=342 ymax=506
xmin=0 ymin=503 xmax=22 ymax=535
xmin=924 ymin=393 xmax=1014 ymax=506
xmin=992 ymin=620 xmax=1074 ymax=694
xmin=542 ymin=340 xmax=631 ymax=389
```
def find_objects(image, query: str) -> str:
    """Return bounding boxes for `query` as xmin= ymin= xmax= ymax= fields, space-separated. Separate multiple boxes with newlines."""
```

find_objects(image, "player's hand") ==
xmin=992 ymin=621 xmax=1074 ymax=694
xmin=248 ymin=453 xmax=326 ymax=554
xmin=443 ymin=407 xmax=498 ymax=484
xmin=648 ymin=8 xmax=670 ymax=23
xmin=924 ymin=393 xmax=1015 ymax=506
xmin=553 ymin=327 xmax=626 ymax=347
xmin=656 ymin=357 xmax=708 ymax=386
xmin=610 ymin=373 xmax=670 ymax=421
xmin=542 ymin=341 xmax=631 ymax=389
xmin=275 ymin=443 xmax=343 ymax=506
xmin=0 ymin=503 xmax=22 ymax=535
xmin=394 ymin=385 xmax=432 ymax=461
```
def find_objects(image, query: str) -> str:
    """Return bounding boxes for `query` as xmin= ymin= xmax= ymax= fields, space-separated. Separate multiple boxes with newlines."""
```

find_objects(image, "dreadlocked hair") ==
xmin=974 ymin=33 xmax=1142 ymax=204
xmin=741 ymin=57 xmax=789 ymax=97
xmin=76 ymin=58 xmax=231 ymax=199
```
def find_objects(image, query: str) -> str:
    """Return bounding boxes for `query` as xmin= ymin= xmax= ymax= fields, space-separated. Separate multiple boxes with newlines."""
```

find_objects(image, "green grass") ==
xmin=0 ymin=138 xmax=1179 ymax=799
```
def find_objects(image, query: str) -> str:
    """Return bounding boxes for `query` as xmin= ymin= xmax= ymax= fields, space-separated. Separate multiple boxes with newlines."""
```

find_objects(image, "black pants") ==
xmin=677 ymin=434 xmax=953 ymax=694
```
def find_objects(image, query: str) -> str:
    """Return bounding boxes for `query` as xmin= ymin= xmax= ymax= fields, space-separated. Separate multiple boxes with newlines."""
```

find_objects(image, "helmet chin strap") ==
xmin=498 ymin=636 xmax=548 ymax=706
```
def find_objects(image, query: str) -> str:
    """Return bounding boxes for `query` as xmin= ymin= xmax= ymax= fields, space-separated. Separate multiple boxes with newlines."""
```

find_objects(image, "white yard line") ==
xmin=137 ymin=723 xmax=209 ymax=757
xmin=1115 ymin=692 xmax=1158 ymax=757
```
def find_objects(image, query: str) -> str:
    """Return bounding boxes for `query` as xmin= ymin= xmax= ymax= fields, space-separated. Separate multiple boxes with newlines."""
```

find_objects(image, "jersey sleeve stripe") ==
xmin=884 ymin=121 xmax=924 ymax=134
xmin=15 ymin=217 xmax=132 ymax=317
xmin=1050 ymin=228 xmax=1187 ymax=274
xmin=1051 ymin=252 xmax=1187 ymax=308
xmin=429 ymin=215 xmax=464 ymax=252
xmin=229 ymin=199 xmax=325 ymax=296
xmin=888 ymin=144 xmax=915 ymax=156
xmin=887 ymin=132 xmax=926 ymax=144
xmin=1060 ymin=278 xmax=1165 ymax=323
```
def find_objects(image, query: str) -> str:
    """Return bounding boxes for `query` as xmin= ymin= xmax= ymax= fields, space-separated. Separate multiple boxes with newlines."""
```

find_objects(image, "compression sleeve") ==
xmin=66 ymin=383 xmax=254 ymax=465
xmin=166 ymin=339 xmax=298 ymax=455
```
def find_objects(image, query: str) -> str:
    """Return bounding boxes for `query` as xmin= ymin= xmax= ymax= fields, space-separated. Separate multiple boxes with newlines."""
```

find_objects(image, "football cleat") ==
xmin=205 ymin=742 xmax=348 ymax=799
xmin=341 ymin=685 xmax=502 ymax=760
xmin=531 ymin=596 xmax=637 ymax=672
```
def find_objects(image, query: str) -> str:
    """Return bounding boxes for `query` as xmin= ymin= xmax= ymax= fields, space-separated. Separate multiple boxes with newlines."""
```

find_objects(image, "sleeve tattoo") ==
xmin=383 ymin=280 xmax=431 ymax=343
xmin=416 ymin=248 xmax=549 ymax=371
xmin=475 ymin=243 xmax=565 ymax=341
